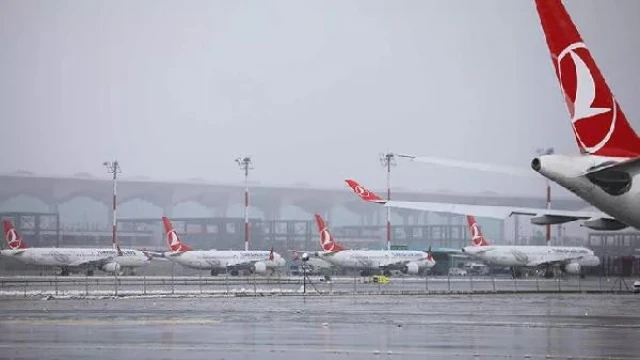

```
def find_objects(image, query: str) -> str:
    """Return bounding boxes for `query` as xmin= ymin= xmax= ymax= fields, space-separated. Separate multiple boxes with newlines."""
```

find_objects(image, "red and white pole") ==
xmin=105 ymin=160 xmax=122 ymax=256
xmin=244 ymin=165 xmax=249 ymax=252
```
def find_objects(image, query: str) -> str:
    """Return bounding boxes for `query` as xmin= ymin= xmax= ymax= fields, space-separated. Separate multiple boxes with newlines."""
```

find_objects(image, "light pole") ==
xmin=103 ymin=160 xmax=123 ymax=256
xmin=535 ymin=147 xmax=554 ymax=244
xmin=380 ymin=152 xmax=397 ymax=250
xmin=235 ymin=156 xmax=253 ymax=251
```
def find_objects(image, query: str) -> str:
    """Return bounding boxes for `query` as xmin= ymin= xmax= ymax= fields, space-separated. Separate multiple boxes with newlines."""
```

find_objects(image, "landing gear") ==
xmin=230 ymin=269 xmax=239 ymax=276
xmin=60 ymin=268 xmax=70 ymax=276
xmin=210 ymin=269 xmax=219 ymax=276
xmin=383 ymin=269 xmax=392 ymax=277
xmin=86 ymin=270 xmax=94 ymax=276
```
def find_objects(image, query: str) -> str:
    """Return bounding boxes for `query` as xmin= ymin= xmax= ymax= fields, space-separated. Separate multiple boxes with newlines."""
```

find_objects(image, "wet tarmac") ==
xmin=1 ymin=292 xmax=639 ymax=359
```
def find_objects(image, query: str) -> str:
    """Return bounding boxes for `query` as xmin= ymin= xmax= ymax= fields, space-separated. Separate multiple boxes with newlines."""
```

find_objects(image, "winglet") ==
xmin=344 ymin=179 xmax=385 ymax=202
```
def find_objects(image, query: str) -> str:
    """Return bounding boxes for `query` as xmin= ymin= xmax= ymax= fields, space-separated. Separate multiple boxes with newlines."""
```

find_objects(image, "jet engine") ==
xmin=101 ymin=262 xmax=121 ymax=273
xmin=582 ymin=218 xmax=628 ymax=231
xmin=252 ymin=261 xmax=267 ymax=275
xmin=564 ymin=262 xmax=581 ymax=275
xmin=301 ymin=252 xmax=310 ymax=262
xmin=401 ymin=262 xmax=419 ymax=275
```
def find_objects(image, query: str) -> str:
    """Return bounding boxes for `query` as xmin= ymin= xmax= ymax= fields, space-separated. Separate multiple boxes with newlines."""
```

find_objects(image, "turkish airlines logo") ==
xmin=320 ymin=228 xmax=335 ymax=251
xmin=166 ymin=229 xmax=180 ymax=250
xmin=470 ymin=223 xmax=483 ymax=246
xmin=557 ymin=42 xmax=616 ymax=154
xmin=6 ymin=228 xmax=21 ymax=249
xmin=354 ymin=185 xmax=370 ymax=199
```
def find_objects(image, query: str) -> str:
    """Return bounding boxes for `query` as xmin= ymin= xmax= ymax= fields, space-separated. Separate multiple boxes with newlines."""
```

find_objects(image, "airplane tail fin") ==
xmin=314 ymin=214 xmax=345 ymax=252
xmin=161 ymin=216 xmax=192 ymax=252
xmin=344 ymin=179 xmax=385 ymax=202
xmin=535 ymin=0 xmax=640 ymax=157
xmin=2 ymin=220 xmax=29 ymax=250
xmin=466 ymin=216 xmax=489 ymax=247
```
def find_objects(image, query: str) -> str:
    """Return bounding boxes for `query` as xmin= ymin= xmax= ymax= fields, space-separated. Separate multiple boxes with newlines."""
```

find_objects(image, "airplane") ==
xmin=0 ymin=220 xmax=151 ymax=276
xmin=462 ymin=215 xmax=600 ymax=278
xmin=344 ymin=0 xmax=640 ymax=233
xmin=161 ymin=216 xmax=286 ymax=276
xmin=304 ymin=214 xmax=435 ymax=277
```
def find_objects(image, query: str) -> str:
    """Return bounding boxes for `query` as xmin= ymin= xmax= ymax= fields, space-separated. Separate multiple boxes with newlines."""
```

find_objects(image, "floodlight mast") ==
xmin=235 ymin=156 xmax=253 ymax=251
xmin=103 ymin=160 xmax=123 ymax=256
xmin=535 ymin=147 xmax=555 ymax=244
xmin=380 ymin=153 xmax=397 ymax=251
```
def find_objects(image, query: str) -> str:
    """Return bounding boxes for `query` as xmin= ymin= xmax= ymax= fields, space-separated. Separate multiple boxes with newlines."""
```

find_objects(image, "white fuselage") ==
xmin=316 ymin=250 xmax=434 ymax=270
xmin=0 ymin=248 xmax=150 ymax=269
xmin=536 ymin=154 xmax=640 ymax=229
xmin=166 ymin=250 xmax=286 ymax=271
xmin=462 ymin=245 xmax=600 ymax=268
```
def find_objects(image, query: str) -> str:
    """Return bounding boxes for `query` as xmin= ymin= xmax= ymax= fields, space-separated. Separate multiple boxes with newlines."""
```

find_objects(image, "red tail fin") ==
xmin=344 ymin=179 xmax=384 ymax=202
xmin=161 ymin=216 xmax=192 ymax=252
xmin=3 ymin=220 xmax=29 ymax=250
xmin=535 ymin=0 xmax=640 ymax=157
xmin=314 ymin=214 xmax=345 ymax=252
xmin=466 ymin=216 xmax=489 ymax=247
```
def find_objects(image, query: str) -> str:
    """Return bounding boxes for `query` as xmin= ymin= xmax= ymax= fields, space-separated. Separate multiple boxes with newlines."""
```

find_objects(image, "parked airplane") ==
xmin=161 ymin=216 xmax=286 ymax=276
xmin=0 ymin=220 xmax=151 ymax=276
xmin=304 ymin=214 xmax=435 ymax=277
xmin=462 ymin=215 xmax=600 ymax=278
xmin=345 ymin=0 xmax=640 ymax=232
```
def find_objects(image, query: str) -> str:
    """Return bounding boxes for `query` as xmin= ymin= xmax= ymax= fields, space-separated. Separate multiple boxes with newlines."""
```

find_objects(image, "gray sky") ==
xmin=2 ymin=0 xmax=640 ymax=197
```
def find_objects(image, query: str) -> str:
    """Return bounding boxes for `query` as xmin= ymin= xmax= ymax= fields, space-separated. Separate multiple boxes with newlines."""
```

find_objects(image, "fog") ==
xmin=2 ymin=0 xmax=640 ymax=197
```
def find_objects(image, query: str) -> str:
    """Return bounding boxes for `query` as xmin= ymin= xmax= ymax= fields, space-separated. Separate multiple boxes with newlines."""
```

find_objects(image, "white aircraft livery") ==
xmin=0 ymin=220 xmax=151 ymax=276
xmin=344 ymin=0 xmax=640 ymax=232
xmin=306 ymin=214 xmax=435 ymax=277
xmin=161 ymin=216 xmax=286 ymax=276
xmin=462 ymin=215 xmax=599 ymax=278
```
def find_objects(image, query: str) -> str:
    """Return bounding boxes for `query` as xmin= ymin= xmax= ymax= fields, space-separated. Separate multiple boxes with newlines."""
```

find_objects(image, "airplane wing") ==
xmin=344 ymin=178 xmax=615 ymax=225
xmin=383 ymin=200 xmax=612 ymax=221
xmin=526 ymin=253 xmax=587 ymax=268
xmin=377 ymin=259 xmax=414 ymax=269
xmin=68 ymin=256 xmax=116 ymax=268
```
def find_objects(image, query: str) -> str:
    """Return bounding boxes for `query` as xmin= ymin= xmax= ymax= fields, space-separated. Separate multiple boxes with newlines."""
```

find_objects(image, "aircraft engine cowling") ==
xmin=252 ymin=261 xmax=267 ymax=275
xmin=564 ymin=262 xmax=581 ymax=275
xmin=401 ymin=262 xmax=419 ymax=275
xmin=101 ymin=262 xmax=121 ymax=273
xmin=582 ymin=218 xmax=628 ymax=231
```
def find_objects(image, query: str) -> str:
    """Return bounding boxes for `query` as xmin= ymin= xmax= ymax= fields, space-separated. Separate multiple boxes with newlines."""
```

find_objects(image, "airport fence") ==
xmin=0 ymin=273 xmax=637 ymax=299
